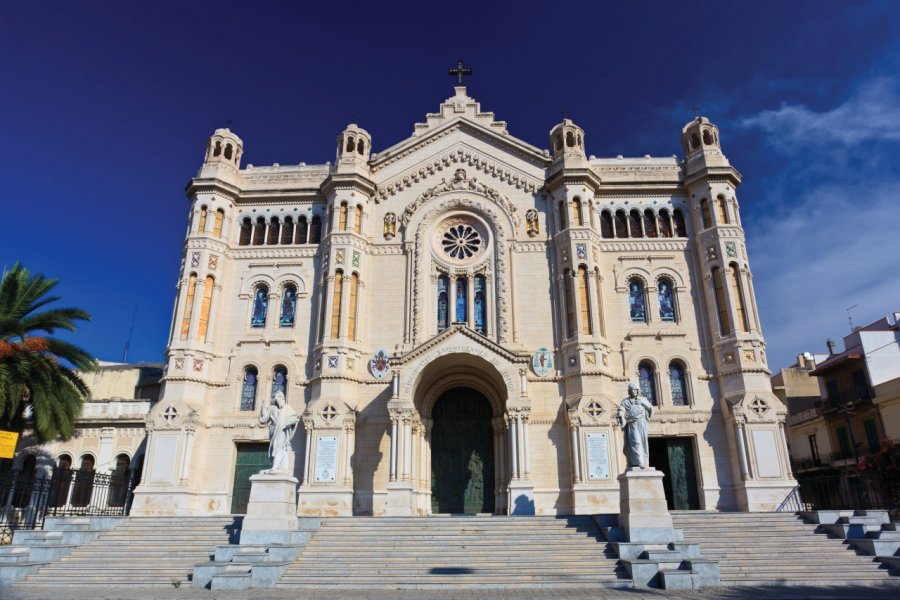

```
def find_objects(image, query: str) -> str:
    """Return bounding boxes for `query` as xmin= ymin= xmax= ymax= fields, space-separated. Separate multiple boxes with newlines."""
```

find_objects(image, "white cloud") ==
xmin=747 ymin=181 xmax=900 ymax=369
xmin=739 ymin=77 xmax=900 ymax=147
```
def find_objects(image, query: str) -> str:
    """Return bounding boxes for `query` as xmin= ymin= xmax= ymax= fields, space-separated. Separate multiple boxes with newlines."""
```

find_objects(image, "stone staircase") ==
xmin=671 ymin=511 xmax=899 ymax=586
xmin=16 ymin=516 xmax=241 ymax=588
xmin=276 ymin=515 xmax=630 ymax=589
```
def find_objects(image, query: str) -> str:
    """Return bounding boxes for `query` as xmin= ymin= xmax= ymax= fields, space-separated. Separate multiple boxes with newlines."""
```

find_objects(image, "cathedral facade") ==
xmin=131 ymin=86 xmax=795 ymax=517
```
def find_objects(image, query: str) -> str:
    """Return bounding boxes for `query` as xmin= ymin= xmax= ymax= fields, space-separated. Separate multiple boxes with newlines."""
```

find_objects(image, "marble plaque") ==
xmin=314 ymin=436 xmax=338 ymax=483
xmin=586 ymin=432 xmax=610 ymax=480
xmin=752 ymin=429 xmax=782 ymax=478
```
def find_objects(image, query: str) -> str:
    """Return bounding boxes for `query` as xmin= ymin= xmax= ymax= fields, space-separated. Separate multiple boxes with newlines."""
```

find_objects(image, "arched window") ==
xmin=564 ymin=270 xmax=576 ymax=338
xmin=353 ymin=205 xmax=362 ymax=234
xmin=71 ymin=455 xmax=95 ymax=507
xmin=557 ymin=201 xmax=567 ymax=230
xmin=58 ymin=455 xmax=72 ymax=470
xmin=711 ymin=266 xmax=731 ymax=335
xmin=703 ymin=130 xmax=713 ymax=145
xmin=213 ymin=141 xmax=221 ymax=157
xmin=280 ymin=284 xmax=297 ymax=327
xmin=673 ymin=209 xmax=687 ymax=237
xmin=690 ymin=133 xmax=700 ymax=149
xmin=197 ymin=206 xmax=208 ymax=233
xmin=240 ymin=367 xmax=258 ymax=411
xmin=629 ymin=209 xmax=643 ymax=237
xmin=271 ymin=366 xmax=287 ymax=401
xmin=339 ymin=203 xmax=348 ymax=231
xmin=614 ymin=210 xmax=628 ymax=238
xmin=474 ymin=275 xmax=486 ymax=335
xmin=572 ymin=197 xmax=583 ymax=227
xmin=180 ymin=273 xmax=197 ymax=340
xmin=670 ymin=361 xmax=689 ymax=406
xmin=251 ymin=285 xmax=268 ymax=328
xmin=253 ymin=217 xmax=266 ymax=245
xmin=716 ymin=195 xmax=730 ymax=224
xmin=281 ymin=217 xmax=294 ymax=244
xmin=296 ymin=216 xmax=309 ymax=244
xmin=357 ymin=139 xmax=365 ymax=155
xmin=455 ymin=277 xmax=468 ymax=323
xmin=346 ymin=137 xmax=355 ymax=152
xmin=267 ymin=218 xmax=280 ymax=245
xmin=437 ymin=275 xmax=449 ymax=332
xmin=13 ymin=455 xmax=37 ymax=507
xmin=197 ymin=275 xmax=214 ymax=341
xmin=108 ymin=454 xmax=130 ymax=507
xmin=600 ymin=210 xmax=614 ymax=238
xmin=658 ymin=209 xmax=673 ymax=238
xmin=566 ymin=131 xmax=575 ymax=147
xmin=643 ymin=210 xmax=658 ymax=238
xmin=658 ymin=278 xmax=677 ymax=322
xmin=700 ymin=199 xmax=712 ymax=229
xmin=555 ymin=133 xmax=563 ymax=152
xmin=347 ymin=273 xmax=359 ymax=340
xmin=331 ymin=270 xmax=343 ymax=338
xmin=213 ymin=209 xmax=225 ymax=237
xmin=224 ymin=143 xmax=233 ymax=160
xmin=729 ymin=263 xmax=750 ymax=332
xmin=49 ymin=454 xmax=73 ymax=508
xmin=638 ymin=361 xmax=658 ymax=405
xmin=628 ymin=279 xmax=646 ymax=323
xmin=310 ymin=216 xmax=322 ymax=243
xmin=577 ymin=266 xmax=592 ymax=335
xmin=239 ymin=217 xmax=252 ymax=245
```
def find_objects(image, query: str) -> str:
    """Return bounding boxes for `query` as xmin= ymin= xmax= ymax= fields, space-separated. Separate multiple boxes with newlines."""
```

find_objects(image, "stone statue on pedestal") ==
xmin=616 ymin=382 xmax=655 ymax=469
xmin=259 ymin=391 xmax=300 ymax=473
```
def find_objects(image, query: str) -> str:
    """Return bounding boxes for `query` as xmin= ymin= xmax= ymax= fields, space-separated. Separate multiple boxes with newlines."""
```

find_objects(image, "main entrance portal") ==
xmin=431 ymin=387 xmax=495 ymax=514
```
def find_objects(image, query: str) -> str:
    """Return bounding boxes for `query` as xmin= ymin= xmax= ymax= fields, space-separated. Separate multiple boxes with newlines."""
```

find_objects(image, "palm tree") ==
xmin=0 ymin=263 xmax=94 ymax=443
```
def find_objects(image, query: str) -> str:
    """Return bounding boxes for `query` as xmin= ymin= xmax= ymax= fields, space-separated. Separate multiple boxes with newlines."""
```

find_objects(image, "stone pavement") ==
xmin=5 ymin=585 xmax=900 ymax=600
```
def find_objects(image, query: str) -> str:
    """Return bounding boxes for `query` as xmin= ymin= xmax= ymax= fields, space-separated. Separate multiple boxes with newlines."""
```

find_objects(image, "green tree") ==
xmin=0 ymin=263 xmax=94 ymax=442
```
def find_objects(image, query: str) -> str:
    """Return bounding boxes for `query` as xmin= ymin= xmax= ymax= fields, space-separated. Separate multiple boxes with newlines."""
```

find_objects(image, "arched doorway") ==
xmin=431 ymin=387 xmax=495 ymax=514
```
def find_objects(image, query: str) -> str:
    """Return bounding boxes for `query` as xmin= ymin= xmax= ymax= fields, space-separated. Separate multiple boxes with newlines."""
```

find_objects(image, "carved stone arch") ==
xmin=240 ymin=273 xmax=276 ymax=296
xmin=652 ymin=266 xmax=686 ymax=289
xmin=418 ymin=373 xmax=506 ymax=420
xmin=408 ymin=194 xmax=515 ymax=344
xmin=622 ymin=268 xmax=651 ymax=289
xmin=273 ymin=275 xmax=306 ymax=297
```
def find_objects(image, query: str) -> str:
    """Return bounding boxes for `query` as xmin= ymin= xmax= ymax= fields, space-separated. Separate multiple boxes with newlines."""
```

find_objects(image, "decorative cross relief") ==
xmin=162 ymin=406 xmax=178 ymax=422
xmin=585 ymin=400 xmax=604 ymax=420
xmin=748 ymin=397 xmax=769 ymax=417
xmin=321 ymin=405 xmax=338 ymax=423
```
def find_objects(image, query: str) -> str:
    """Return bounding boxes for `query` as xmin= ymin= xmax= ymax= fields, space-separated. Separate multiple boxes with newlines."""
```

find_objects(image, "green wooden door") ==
xmin=431 ymin=388 xmax=495 ymax=514
xmin=230 ymin=443 xmax=270 ymax=514
xmin=649 ymin=437 xmax=700 ymax=510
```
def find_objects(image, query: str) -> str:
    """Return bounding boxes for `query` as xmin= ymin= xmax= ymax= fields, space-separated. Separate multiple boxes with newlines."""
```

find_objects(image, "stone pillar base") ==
xmin=241 ymin=473 xmax=299 ymax=533
xmin=297 ymin=484 xmax=354 ymax=517
xmin=618 ymin=468 xmax=674 ymax=543
xmin=384 ymin=482 xmax=415 ymax=516
xmin=737 ymin=480 xmax=801 ymax=512
xmin=572 ymin=485 xmax=620 ymax=515
xmin=508 ymin=481 xmax=535 ymax=515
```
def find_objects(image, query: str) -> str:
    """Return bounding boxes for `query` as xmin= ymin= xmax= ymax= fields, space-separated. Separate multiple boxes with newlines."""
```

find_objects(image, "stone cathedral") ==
xmin=131 ymin=84 xmax=796 ymax=519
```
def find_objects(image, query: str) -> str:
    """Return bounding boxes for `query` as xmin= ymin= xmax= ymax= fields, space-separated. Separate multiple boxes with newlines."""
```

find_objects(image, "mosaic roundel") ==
xmin=441 ymin=224 xmax=482 ymax=259
xmin=433 ymin=216 xmax=489 ymax=265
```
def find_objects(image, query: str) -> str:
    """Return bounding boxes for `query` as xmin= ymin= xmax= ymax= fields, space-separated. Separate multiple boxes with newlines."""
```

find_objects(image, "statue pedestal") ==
xmin=241 ymin=473 xmax=298 ymax=539
xmin=618 ymin=468 xmax=674 ymax=543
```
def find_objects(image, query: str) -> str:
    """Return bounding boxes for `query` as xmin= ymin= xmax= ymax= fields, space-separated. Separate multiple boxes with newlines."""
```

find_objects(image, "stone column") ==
xmin=389 ymin=414 xmax=398 ymax=482
xmin=570 ymin=418 xmax=582 ymax=483
xmin=322 ymin=275 xmax=335 ymax=340
xmin=508 ymin=414 xmax=519 ymax=480
xmin=586 ymin=269 xmax=600 ymax=336
xmin=735 ymin=422 xmax=751 ymax=480
xmin=302 ymin=419 xmax=313 ymax=484
xmin=401 ymin=413 xmax=412 ymax=481
xmin=522 ymin=413 xmax=530 ymax=479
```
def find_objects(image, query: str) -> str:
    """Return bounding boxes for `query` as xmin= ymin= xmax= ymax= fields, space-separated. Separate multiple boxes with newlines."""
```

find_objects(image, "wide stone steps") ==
xmin=18 ymin=516 xmax=241 ymax=587
xmin=671 ymin=511 xmax=897 ymax=585
xmin=276 ymin=515 xmax=628 ymax=589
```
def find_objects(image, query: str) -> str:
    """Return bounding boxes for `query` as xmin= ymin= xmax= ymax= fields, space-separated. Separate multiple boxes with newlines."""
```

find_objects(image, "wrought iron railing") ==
xmin=0 ymin=467 xmax=134 ymax=542
xmin=787 ymin=473 xmax=893 ymax=511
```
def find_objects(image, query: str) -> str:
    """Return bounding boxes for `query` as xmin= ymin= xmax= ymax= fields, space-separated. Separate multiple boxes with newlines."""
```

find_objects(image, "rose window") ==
xmin=442 ymin=225 xmax=481 ymax=259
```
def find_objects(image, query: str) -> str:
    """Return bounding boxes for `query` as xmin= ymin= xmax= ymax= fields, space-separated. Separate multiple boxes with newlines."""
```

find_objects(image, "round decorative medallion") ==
xmin=432 ymin=216 xmax=489 ymax=265
xmin=369 ymin=349 xmax=391 ymax=379
xmin=531 ymin=347 xmax=554 ymax=377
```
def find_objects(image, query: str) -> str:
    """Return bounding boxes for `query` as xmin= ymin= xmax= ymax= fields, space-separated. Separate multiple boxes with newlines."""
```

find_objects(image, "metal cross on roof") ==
xmin=449 ymin=59 xmax=472 ymax=86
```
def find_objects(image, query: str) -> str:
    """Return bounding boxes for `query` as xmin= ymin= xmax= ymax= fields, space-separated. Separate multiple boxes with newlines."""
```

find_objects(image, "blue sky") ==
xmin=2 ymin=1 xmax=899 ymax=371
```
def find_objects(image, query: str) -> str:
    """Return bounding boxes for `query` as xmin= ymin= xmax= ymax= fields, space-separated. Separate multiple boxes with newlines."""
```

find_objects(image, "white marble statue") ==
xmin=616 ymin=382 xmax=655 ymax=469
xmin=258 ymin=391 xmax=301 ymax=473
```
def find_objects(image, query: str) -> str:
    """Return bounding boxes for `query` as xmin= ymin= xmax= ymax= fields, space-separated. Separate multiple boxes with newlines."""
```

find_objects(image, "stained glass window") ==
xmin=280 ymin=285 xmax=296 ymax=327
xmin=638 ymin=361 xmax=657 ymax=405
xmin=600 ymin=211 xmax=614 ymax=238
xmin=251 ymin=286 xmax=268 ymax=327
xmin=437 ymin=275 xmax=449 ymax=332
xmin=629 ymin=280 xmax=646 ymax=323
xmin=658 ymin=279 xmax=676 ymax=322
xmin=670 ymin=361 xmax=687 ymax=406
xmin=455 ymin=278 xmax=468 ymax=323
xmin=271 ymin=366 xmax=287 ymax=401
xmin=240 ymin=367 xmax=258 ymax=411
xmin=474 ymin=275 xmax=486 ymax=334
xmin=296 ymin=216 xmax=309 ymax=244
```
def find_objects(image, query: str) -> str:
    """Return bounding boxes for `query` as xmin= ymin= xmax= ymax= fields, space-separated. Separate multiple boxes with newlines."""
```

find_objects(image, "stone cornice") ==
xmin=231 ymin=247 xmax=321 ymax=260
xmin=600 ymin=240 xmax=689 ymax=252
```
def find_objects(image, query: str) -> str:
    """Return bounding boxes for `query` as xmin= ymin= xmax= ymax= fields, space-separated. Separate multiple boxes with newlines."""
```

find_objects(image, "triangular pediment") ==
xmin=396 ymin=324 xmax=525 ymax=367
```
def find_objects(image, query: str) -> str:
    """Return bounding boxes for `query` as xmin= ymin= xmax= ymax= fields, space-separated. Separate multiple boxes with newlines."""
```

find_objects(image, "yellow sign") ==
xmin=0 ymin=430 xmax=19 ymax=459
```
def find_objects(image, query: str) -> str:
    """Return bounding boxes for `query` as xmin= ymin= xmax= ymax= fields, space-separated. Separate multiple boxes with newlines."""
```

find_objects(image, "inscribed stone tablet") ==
xmin=752 ymin=429 xmax=782 ymax=478
xmin=314 ymin=436 xmax=338 ymax=482
xmin=586 ymin=432 xmax=610 ymax=480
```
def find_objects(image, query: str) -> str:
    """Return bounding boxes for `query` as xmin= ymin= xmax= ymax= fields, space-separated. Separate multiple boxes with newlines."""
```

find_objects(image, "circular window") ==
xmin=442 ymin=224 xmax=482 ymax=259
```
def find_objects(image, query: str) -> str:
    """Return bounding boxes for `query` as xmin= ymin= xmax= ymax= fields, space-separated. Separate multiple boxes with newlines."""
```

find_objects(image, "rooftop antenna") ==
xmin=846 ymin=304 xmax=858 ymax=333
xmin=122 ymin=305 xmax=137 ymax=363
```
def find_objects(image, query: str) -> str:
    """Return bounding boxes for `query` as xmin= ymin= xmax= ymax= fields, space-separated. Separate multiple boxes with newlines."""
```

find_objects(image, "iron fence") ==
xmin=0 ymin=467 xmax=134 ymax=542
xmin=779 ymin=472 xmax=896 ymax=512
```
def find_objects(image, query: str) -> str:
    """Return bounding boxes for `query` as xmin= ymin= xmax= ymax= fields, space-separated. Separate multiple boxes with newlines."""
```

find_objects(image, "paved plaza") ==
xmin=6 ymin=584 xmax=900 ymax=600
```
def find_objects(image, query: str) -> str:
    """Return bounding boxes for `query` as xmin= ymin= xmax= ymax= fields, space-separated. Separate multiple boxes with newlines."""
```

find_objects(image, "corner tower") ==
xmin=681 ymin=116 xmax=795 ymax=510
